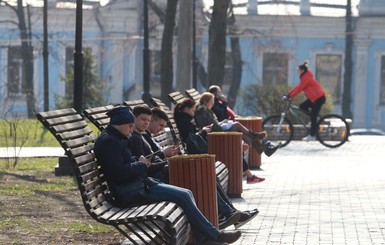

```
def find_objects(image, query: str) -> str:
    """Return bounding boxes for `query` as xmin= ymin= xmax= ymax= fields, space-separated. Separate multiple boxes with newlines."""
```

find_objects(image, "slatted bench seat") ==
xmin=36 ymin=108 xmax=191 ymax=245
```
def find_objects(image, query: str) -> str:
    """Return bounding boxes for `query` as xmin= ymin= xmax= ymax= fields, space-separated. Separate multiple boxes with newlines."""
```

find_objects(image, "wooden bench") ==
xmin=168 ymin=91 xmax=186 ymax=105
xmin=36 ymin=108 xmax=191 ymax=245
xmin=185 ymin=88 xmax=201 ymax=104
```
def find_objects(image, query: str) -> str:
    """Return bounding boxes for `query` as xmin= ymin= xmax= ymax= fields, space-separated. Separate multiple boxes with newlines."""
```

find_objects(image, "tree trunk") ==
xmin=227 ymin=9 xmax=243 ymax=109
xmin=228 ymin=36 xmax=242 ymax=109
xmin=17 ymin=1 xmax=35 ymax=118
xmin=207 ymin=0 xmax=227 ymax=88
xmin=160 ymin=0 xmax=178 ymax=106
xmin=342 ymin=0 xmax=353 ymax=119
xmin=176 ymin=0 xmax=192 ymax=91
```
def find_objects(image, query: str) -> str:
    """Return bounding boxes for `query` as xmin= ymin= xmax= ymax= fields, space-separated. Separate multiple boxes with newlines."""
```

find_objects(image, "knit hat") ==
xmin=106 ymin=105 xmax=134 ymax=125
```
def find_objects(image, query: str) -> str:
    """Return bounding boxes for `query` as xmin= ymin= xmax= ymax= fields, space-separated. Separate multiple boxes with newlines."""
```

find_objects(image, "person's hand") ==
xmin=139 ymin=155 xmax=152 ymax=167
xmin=162 ymin=145 xmax=179 ymax=157
xmin=282 ymin=94 xmax=291 ymax=101
xmin=203 ymin=124 xmax=213 ymax=133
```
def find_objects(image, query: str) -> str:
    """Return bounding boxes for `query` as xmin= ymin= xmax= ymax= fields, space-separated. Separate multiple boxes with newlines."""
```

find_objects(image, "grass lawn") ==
xmin=0 ymin=157 xmax=121 ymax=244
xmin=0 ymin=119 xmax=120 ymax=243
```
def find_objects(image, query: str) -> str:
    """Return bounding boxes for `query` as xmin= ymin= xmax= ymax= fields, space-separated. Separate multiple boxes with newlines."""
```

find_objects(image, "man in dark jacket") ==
xmin=94 ymin=105 xmax=241 ymax=245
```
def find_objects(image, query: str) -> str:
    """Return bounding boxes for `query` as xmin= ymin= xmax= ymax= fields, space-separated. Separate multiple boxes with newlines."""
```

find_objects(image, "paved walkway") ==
xmin=0 ymin=147 xmax=64 ymax=158
xmin=232 ymin=135 xmax=385 ymax=245
xmin=1 ymin=136 xmax=384 ymax=244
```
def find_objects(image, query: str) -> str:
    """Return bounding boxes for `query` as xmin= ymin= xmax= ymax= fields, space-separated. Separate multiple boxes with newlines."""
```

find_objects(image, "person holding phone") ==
xmin=130 ymin=105 xmax=259 ymax=230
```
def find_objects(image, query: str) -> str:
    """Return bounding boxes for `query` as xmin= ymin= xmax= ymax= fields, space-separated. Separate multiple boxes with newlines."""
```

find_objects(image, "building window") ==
xmin=262 ymin=53 xmax=288 ymax=85
xmin=315 ymin=54 xmax=342 ymax=104
xmin=7 ymin=46 xmax=24 ymax=97
xmin=380 ymin=55 xmax=385 ymax=105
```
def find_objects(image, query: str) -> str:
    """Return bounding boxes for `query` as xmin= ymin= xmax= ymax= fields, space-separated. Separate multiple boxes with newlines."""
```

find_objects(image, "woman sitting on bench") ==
xmin=194 ymin=92 xmax=280 ymax=157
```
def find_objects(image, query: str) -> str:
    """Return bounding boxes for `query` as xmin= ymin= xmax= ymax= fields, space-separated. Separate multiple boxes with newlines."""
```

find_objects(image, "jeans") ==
xmin=217 ymin=182 xmax=235 ymax=210
xmin=144 ymin=182 xmax=219 ymax=244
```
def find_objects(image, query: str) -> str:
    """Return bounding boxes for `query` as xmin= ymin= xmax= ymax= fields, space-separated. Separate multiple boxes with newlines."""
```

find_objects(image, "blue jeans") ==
xmin=144 ymin=182 xmax=220 ymax=244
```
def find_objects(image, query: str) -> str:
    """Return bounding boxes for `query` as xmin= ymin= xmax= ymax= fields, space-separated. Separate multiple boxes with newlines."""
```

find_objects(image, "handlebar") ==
xmin=282 ymin=95 xmax=292 ymax=102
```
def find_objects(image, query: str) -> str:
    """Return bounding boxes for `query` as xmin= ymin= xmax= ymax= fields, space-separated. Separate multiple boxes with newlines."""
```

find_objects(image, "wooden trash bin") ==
xmin=168 ymin=154 xmax=218 ymax=227
xmin=207 ymin=132 xmax=243 ymax=197
xmin=236 ymin=116 xmax=263 ymax=169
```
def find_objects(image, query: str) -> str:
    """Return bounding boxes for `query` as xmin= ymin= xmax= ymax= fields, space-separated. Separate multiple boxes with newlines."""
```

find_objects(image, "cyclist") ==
xmin=287 ymin=61 xmax=326 ymax=141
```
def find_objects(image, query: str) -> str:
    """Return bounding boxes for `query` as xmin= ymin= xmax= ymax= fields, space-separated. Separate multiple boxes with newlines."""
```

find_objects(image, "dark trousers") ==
xmin=300 ymin=96 xmax=326 ymax=136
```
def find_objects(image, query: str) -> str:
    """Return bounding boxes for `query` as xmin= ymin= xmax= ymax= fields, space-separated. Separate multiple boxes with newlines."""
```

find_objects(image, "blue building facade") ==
xmin=1 ymin=0 xmax=385 ymax=130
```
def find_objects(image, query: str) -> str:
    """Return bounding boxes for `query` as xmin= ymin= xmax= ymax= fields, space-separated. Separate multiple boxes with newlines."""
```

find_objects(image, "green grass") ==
xmin=0 ymin=157 xmax=116 ymax=240
xmin=0 ymin=119 xmax=100 ymax=147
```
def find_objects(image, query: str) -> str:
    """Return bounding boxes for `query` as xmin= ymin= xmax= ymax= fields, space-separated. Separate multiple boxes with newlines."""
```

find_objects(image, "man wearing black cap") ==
xmin=94 ymin=105 xmax=241 ymax=245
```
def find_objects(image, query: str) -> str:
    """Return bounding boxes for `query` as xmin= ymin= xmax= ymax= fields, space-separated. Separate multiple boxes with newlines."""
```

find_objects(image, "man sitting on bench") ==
xmin=129 ymin=105 xmax=259 ymax=229
xmin=94 ymin=105 xmax=242 ymax=245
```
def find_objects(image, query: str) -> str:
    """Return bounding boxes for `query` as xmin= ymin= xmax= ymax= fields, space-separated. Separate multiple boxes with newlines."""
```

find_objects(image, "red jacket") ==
xmin=289 ymin=71 xmax=325 ymax=102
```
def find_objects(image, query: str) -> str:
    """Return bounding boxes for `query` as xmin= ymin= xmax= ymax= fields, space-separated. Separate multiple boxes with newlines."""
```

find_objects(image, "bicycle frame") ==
xmin=279 ymin=99 xmax=310 ymax=130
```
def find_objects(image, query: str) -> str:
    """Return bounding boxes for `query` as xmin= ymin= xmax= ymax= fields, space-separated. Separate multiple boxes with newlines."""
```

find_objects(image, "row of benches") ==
xmin=36 ymin=93 xmax=227 ymax=245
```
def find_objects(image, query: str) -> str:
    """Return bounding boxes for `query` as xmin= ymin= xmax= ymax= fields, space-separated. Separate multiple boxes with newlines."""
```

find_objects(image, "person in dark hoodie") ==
xmin=93 ymin=105 xmax=241 ymax=245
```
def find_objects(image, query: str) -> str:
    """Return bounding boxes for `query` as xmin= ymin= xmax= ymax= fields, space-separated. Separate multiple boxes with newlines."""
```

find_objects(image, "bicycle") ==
xmin=262 ymin=96 xmax=350 ymax=148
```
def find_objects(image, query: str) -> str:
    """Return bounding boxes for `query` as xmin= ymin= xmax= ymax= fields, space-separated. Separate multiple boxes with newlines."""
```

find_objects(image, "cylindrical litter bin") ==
xmin=168 ymin=154 xmax=218 ymax=227
xmin=207 ymin=132 xmax=243 ymax=197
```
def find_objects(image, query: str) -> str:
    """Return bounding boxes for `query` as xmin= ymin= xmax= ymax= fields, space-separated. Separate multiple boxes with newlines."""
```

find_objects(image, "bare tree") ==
xmin=207 ymin=0 xmax=227 ymax=88
xmin=0 ymin=0 xmax=36 ymax=118
xmin=227 ymin=3 xmax=243 ymax=108
xmin=160 ymin=0 xmax=178 ymax=105
xmin=342 ymin=0 xmax=353 ymax=119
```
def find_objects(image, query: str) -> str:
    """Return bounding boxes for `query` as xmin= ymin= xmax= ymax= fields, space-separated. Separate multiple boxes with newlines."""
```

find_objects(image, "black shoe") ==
xmin=216 ymin=230 xmax=242 ymax=244
xmin=219 ymin=210 xmax=241 ymax=229
xmin=264 ymin=142 xmax=281 ymax=157
xmin=234 ymin=209 xmax=259 ymax=229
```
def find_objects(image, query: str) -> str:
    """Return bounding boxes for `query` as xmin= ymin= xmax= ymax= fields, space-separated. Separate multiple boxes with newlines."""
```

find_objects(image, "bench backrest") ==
xmin=185 ymin=88 xmax=201 ymax=104
xmin=36 ymin=109 xmax=111 ymax=223
xmin=83 ymin=105 xmax=116 ymax=131
xmin=168 ymin=91 xmax=186 ymax=105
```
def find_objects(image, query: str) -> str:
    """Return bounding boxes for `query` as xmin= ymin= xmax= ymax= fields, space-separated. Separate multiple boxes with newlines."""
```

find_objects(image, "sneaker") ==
xmin=234 ymin=209 xmax=259 ymax=229
xmin=246 ymin=175 xmax=265 ymax=183
xmin=302 ymin=135 xmax=316 ymax=141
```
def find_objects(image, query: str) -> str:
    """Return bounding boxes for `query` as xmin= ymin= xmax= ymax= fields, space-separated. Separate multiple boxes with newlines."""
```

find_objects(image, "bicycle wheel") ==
xmin=316 ymin=114 xmax=350 ymax=148
xmin=262 ymin=115 xmax=293 ymax=147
